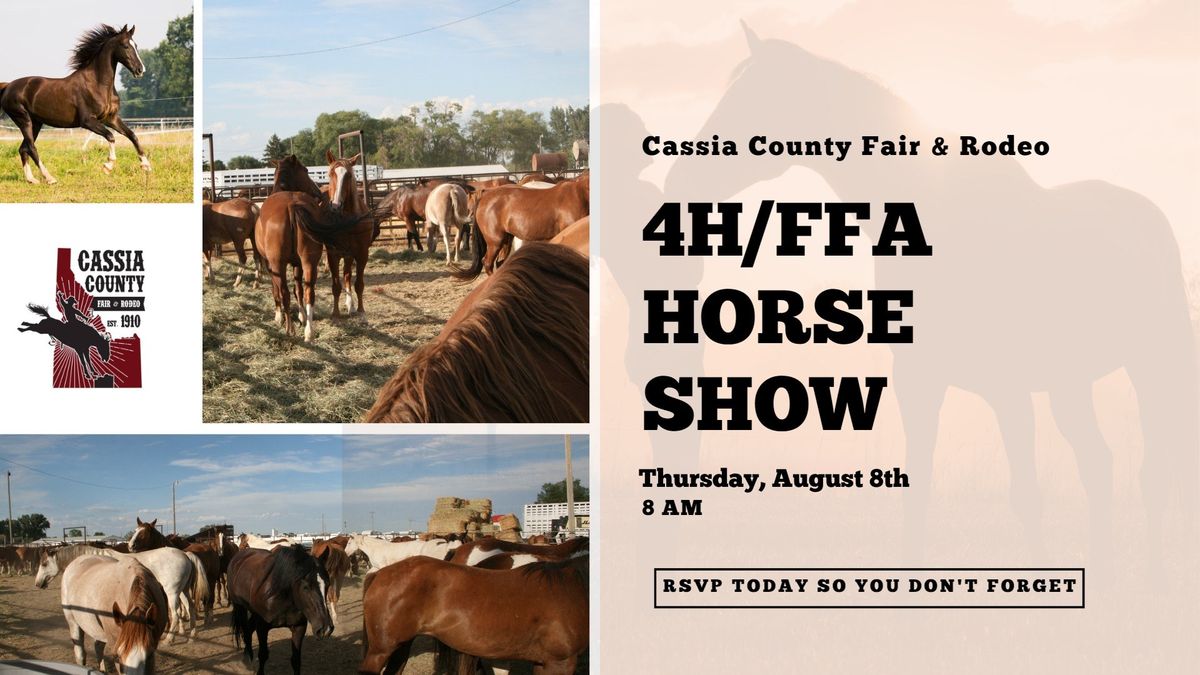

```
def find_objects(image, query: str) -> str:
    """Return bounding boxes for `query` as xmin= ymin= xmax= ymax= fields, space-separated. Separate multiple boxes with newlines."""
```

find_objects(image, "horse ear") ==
xmin=349 ymin=153 xmax=362 ymax=165
xmin=112 ymin=602 xmax=126 ymax=625
xmin=268 ymin=159 xmax=280 ymax=168
xmin=317 ymin=546 xmax=331 ymax=563
xmin=325 ymin=149 xmax=336 ymax=164
xmin=121 ymin=24 xmax=129 ymax=33
xmin=136 ymin=517 xmax=143 ymax=526
xmin=741 ymin=20 xmax=762 ymax=53
xmin=129 ymin=25 xmax=136 ymax=37
xmin=149 ymin=519 xmax=157 ymax=528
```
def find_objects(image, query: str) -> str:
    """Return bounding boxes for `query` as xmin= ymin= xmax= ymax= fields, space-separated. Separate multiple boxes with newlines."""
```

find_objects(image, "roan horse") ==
xmin=18 ymin=301 xmax=111 ymax=379
xmin=358 ymin=555 xmax=589 ymax=675
xmin=228 ymin=544 xmax=334 ymax=675
xmin=367 ymin=243 xmax=589 ymax=423
xmin=53 ymin=555 xmax=167 ymax=674
xmin=455 ymin=173 xmax=589 ymax=280
xmin=0 ymin=24 xmax=149 ymax=184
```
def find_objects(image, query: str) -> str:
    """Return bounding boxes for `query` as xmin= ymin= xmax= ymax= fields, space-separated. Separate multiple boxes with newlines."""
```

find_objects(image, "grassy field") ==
xmin=203 ymin=246 xmax=476 ymax=423
xmin=0 ymin=130 xmax=192 ymax=202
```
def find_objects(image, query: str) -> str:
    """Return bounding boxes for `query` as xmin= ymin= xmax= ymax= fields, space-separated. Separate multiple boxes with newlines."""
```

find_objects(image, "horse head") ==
xmin=33 ymin=549 xmax=59 ymax=589
xmin=114 ymin=25 xmax=145 ymax=78
xmin=325 ymin=149 xmax=362 ymax=212
xmin=112 ymin=573 xmax=161 ymax=675
xmin=273 ymin=545 xmax=334 ymax=637
xmin=128 ymin=518 xmax=160 ymax=552
xmin=270 ymin=155 xmax=324 ymax=201
xmin=97 ymin=332 xmax=112 ymax=362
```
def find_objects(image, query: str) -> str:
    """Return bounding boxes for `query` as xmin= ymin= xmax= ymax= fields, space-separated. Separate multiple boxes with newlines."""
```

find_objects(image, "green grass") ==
xmin=203 ymin=246 xmax=476 ymax=423
xmin=0 ymin=130 xmax=192 ymax=202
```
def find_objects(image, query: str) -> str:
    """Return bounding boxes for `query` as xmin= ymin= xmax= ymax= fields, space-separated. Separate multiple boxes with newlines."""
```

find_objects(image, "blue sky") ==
xmin=203 ymin=0 xmax=589 ymax=161
xmin=0 ymin=435 xmax=587 ymax=538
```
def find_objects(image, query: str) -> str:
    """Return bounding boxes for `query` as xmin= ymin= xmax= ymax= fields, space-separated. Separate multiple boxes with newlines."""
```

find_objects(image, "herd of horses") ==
xmin=13 ymin=519 xmax=588 ymax=674
xmin=203 ymin=151 xmax=590 ymax=423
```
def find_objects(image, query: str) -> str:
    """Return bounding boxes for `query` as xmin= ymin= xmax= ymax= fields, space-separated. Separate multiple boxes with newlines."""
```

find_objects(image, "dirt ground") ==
xmin=0 ymin=572 xmax=439 ymax=674
xmin=202 ymin=245 xmax=476 ymax=423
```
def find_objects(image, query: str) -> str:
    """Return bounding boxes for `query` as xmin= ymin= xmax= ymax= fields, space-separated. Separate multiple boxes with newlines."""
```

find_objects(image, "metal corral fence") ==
xmin=206 ymin=166 xmax=586 ymax=247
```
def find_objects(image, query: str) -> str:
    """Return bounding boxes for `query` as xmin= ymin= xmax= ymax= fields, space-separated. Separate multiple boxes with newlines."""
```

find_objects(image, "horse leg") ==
xmin=232 ymin=242 xmax=248 ymax=289
xmin=93 ymin=639 xmax=108 ymax=673
xmin=302 ymin=260 xmax=319 ymax=342
xmin=289 ymin=624 xmax=306 ymax=675
xmin=382 ymin=640 xmax=414 ymax=675
xmin=1048 ymin=384 xmax=1113 ymax=563
xmin=533 ymin=659 xmax=577 ymax=675
xmin=106 ymin=116 xmax=151 ymax=172
xmin=482 ymin=234 xmax=506 ymax=275
xmin=989 ymin=391 xmax=1044 ymax=561
xmin=441 ymin=222 xmax=453 ymax=264
xmin=353 ymin=253 xmax=367 ymax=315
xmin=255 ymin=621 xmax=270 ymax=675
xmin=896 ymin=366 xmax=948 ymax=563
xmin=12 ymin=112 xmax=51 ymax=184
xmin=345 ymin=255 xmax=357 ymax=314
xmin=76 ymin=349 xmax=95 ymax=380
xmin=81 ymin=117 xmax=118 ymax=178
xmin=66 ymin=615 xmax=86 ymax=665
xmin=327 ymin=251 xmax=343 ymax=320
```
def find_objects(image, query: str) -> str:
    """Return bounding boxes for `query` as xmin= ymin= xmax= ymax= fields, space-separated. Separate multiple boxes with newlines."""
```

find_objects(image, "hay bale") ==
xmin=496 ymin=514 xmax=519 ymax=531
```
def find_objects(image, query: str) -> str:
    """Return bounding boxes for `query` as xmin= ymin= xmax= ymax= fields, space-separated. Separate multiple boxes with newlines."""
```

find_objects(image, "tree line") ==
xmin=207 ymin=101 xmax=588 ymax=172
xmin=117 ymin=13 xmax=194 ymax=118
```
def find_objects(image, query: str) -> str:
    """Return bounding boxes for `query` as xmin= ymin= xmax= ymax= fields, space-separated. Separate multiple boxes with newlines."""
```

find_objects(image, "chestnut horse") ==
xmin=455 ymin=173 xmax=589 ymax=280
xmin=365 ymin=242 xmax=588 ymax=423
xmin=255 ymin=152 xmax=370 ymax=341
xmin=358 ymin=555 xmax=588 ymax=675
xmin=0 ymin=24 xmax=148 ymax=184
xmin=321 ymin=149 xmax=376 ymax=319
xmin=310 ymin=539 xmax=351 ymax=622
xmin=203 ymin=198 xmax=262 ymax=287
xmin=228 ymin=545 xmax=334 ymax=675
xmin=549 ymin=216 xmax=589 ymax=257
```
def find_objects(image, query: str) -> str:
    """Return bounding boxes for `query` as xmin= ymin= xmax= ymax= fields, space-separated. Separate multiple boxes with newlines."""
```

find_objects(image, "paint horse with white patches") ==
xmin=0 ymin=24 xmax=150 ymax=184
xmin=52 ymin=555 xmax=167 ymax=674
xmin=343 ymin=533 xmax=458 ymax=571
xmin=238 ymin=533 xmax=299 ymax=550
xmin=35 ymin=543 xmax=208 ymax=645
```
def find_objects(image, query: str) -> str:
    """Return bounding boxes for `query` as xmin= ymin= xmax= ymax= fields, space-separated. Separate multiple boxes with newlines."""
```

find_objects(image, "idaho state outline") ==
xmin=52 ymin=248 xmax=142 ymax=388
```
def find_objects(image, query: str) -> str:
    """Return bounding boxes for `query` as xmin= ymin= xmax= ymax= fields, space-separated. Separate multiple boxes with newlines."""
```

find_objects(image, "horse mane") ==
xmin=48 ymin=543 xmax=114 ymax=570
xmin=70 ymin=25 xmax=121 ymax=71
xmin=365 ymin=242 xmax=588 ymax=423
xmin=115 ymin=569 xmax=160 ymax=654
xmin=518 ymin=555 xmax=589 ymax=588
xmin=270 ymin=544 xmax=320 ymax=597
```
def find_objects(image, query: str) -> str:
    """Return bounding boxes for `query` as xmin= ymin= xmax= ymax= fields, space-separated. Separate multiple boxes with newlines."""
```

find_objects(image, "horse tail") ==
xmin=231 ymin=602 xmax=249 ymax=648
xmin=26 ymin=303 xmax=51 ymax=319
xmin=451 ymin=218 xmax=485 ymax=281
xmin=450 ymin=187 xmax=471 ymax=224
xmin=185 ymin=551 xmax=211 ymax=614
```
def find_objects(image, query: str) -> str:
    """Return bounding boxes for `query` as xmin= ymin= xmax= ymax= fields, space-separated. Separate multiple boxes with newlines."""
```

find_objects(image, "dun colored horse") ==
xmin=18 ymin=301 xmax=111 ymax=379
xmin=0 ymin=24 xmax=149 ymax=184
xmin=425 ymin=182 xmax=474 ymax=263
xmin=367 ymin=243 xmax=588 ymax=423
xmin=358 ymin=555 xmax=589 ymax=675
xmin=56 ymin=556 xmax=167 ymax=675
xmin=203 ymin=198 xmax=263 ymax=288
xmin=456 ymin=173 xmax=589 ymax=280
xmin=228 ymin=544 xmax=334 ymax=675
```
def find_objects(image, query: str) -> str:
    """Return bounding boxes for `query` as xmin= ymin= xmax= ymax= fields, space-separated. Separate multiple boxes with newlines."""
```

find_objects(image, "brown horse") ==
xmin=366 ymin=242 xmax=588 ymax=423
xmin=228 ymin=545 xmax=334 ymax=675
xmin=321 ymin=150 xmax=376 ymax=320
xmin=203 ymin=198 xmax=262 ymax=287
xmin=255 ymin=152 xmax=369 ymax=341
xmin=456 ymin=173 xmax=589 ymax=280
xmin=0 ymin=24 xmax=148 ymax=184
xmin=310 ymin=540 xmax=351 ymax=622
xmin=184 ymin=541 xmax=221 ymax=624
xmin=358 ymin=555 xmax=588 ymax=675
xmin=549 ymin=216 xmax=589 ymax=257
xmin=377 ymin=178 xmax=454 ymax=251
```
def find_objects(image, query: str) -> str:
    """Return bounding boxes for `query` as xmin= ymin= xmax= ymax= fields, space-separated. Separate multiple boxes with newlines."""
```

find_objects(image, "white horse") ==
xmin=57 ymin=556 xmax=168 ymax=675
xmin=343 ymin=533 xmax=458 ymax=571
xmin=36 ymin=544 xmax=209 ymax=643
xmin=426 ymin=182 xmax=474 ymax=263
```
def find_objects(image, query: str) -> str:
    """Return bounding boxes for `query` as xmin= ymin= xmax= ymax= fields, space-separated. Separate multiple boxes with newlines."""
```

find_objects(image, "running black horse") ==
xmin=18 ymin=300 xmax=111 ymax=379
xmin=228 ymin=544 xmax=333 ymax=675
xmin=0 ymin=24 xmax=148 ymax=184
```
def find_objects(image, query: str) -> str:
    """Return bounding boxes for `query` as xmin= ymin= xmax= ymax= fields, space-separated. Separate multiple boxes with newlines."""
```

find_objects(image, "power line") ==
xmin=0 ymin=454 xmax=174 ymax=492
xmin=205 ymin=0 xmax=522 ymax=61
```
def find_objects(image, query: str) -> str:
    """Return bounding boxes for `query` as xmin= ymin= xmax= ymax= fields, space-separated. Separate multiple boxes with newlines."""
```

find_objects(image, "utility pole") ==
xmin=171 ymin=481 xmax=178 ymax=535
xmin=321 ymin=513 xmax=325 ymax=535
xmin=6 ymin=471 xmax=13 ymax=545
xmin=564 ymin=435 xmax=575 ymax=538
xmin=370 ymin=511 xmax=375 ymax=533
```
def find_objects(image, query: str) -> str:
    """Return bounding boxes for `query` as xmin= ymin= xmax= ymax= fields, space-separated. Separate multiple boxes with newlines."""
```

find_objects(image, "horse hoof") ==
xmin=241 ymin=653 xmax=255 ymax=671
xmin=45 ymin=177 xmax=58 ymax=185
xmin=101 ymin=163 xmax=114 ymax=175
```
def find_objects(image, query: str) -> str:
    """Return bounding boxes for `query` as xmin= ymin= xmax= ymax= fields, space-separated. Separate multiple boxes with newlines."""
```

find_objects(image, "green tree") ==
xmin=227 ymin=155 xmax=265 ymax=170
xmin=262 ymin=134 xmax=288 ymax=164
xmin=547 ymin=105 xmax=589 ymax=163
xmin=202 ymin=159 xmax=227 ymax=171
xmin=2 ymin=513 xmax=51 ymax=542
xmin=67 ymin=528 xmax=83 ymax=538
xmin=119 ymin=13 xmax=194 ymax=117
xmin=536 ymin=480 xmax=589 ymax=504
